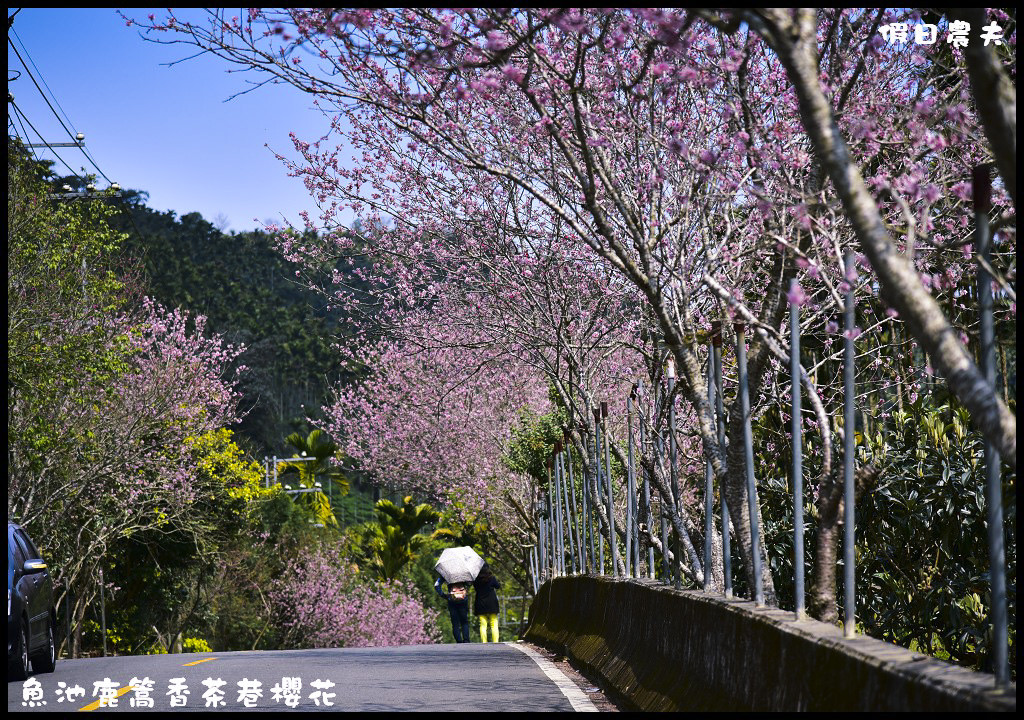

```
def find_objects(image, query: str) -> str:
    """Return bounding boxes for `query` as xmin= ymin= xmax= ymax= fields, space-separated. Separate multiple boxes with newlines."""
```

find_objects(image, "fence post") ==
xmin=558 ymin=444 xmax=575 ymax=574
xmin=712 ymin=321 xmax=732 ymax=598
xmin=537 ymin=499 xmax=546 ymax=582
xmin=704 ymin=343 xmax=714 ymax=592
xmin=564 ymin=429 xmax=581 ymax=574
xmin=552 ymin=455 xmax=565 ymax=576
xmin=593 ymin=408 xmax=606 ymax=574
xmin=637 ymin=381 xmax=655 ymax=579
xmin=581 ymin=426 xmax=598 ymax=573
xmin=64 ymin=587 xmax=72 ymax=659
xmin=626 ymin=392 xmax=637 ymax=578
xmin=843 ymin=251 xmax=857 ymax=637
xmin=656 ymin=434 xmax=670 ymax=582
xmin=735 ymin=322 xmax=764 ymax=606
xmin=975 ymin=165 xmax=1008 ymax=687
xmin=99 ymin=566 xmax=108 ymax=657
xmin=791 ymin=279 xmax=806 ymax=620
xmin=667 ymin=359 xmax=681 ymax=589
xmin=601 ymin=401 xmax=619 ymax=577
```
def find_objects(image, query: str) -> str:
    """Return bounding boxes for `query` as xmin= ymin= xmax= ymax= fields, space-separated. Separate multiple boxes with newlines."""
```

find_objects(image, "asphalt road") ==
xmin=8 ymin=641 xmax=601 ymax=712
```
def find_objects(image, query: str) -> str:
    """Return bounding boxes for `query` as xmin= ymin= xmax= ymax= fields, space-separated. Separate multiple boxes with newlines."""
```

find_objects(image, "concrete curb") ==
xmin=524 ymin=576 xmax=1016 ymax=712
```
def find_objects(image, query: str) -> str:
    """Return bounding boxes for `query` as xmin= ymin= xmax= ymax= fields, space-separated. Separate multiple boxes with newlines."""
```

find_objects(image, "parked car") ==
xmin=8 ymin=522 xmax=57 ymax=680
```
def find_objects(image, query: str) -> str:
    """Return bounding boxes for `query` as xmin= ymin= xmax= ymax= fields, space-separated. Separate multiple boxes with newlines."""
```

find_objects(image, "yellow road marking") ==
xmin=183 ymin=656 xmax=217 ymax=666
xmin=77 ymin=685 xmax=133 ymax=712
xmin=76 ymin=656 xmax=216 ymax=711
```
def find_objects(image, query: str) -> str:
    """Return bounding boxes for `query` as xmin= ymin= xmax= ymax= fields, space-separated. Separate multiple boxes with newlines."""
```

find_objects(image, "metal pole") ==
xmin=550 ymin=490 xmax=558 ymax=577
xmin=582 ymin=427 xmax=593 ymax=573
xmin=99 ymin=566 xmax=107 ymax=657
xmin=65 ymin=588 xmax=72 ymax=659
xmin=712 ymin=322 xmax=732 ymax=598
xmin=843 ymin=252 xmax=857 ymax=637
xmin=735 ymin=322 xmax=764 ymax=606
xmin=667 ymin=361 xmax=681 ymax=589
xmin=560 ymin=450 xmax=572 ymax=574
xmin=557 ymin=446 xmax=572 ymax=574
xmin=565 ymin=429 xmax=582 ymax=574
xmin=602 ymin=402 xmax=619 ymax=577
xmin=657 ymin=435 xmax=670 ymax=582
xmin=551 ymin=457 xmax=564 ymax=576
xmin=631 ymin=397 xmax=641 ymax=577
xmin=593 ymin=409 xmax=606 ymax=574
xmin=626 ymin=392 xmax=637 ymax=579
xmin=536 ymin=548 xmax=544 ymax=594
xmin=548 ymin=494 xmax=555 ymax=578
xmin=538 ymin=508 xmax=546 ymax=581
xmin=562 ymin=449 xmax=578 ymax=574
xmin=550 ymin=460 xmax=560 ymax=577
xmin=559 ymin=454 xmax=568 ymax=576
xmin=975 ymin=165 xmax=1008 ymax=687
xmin=791 ymin=279 xmax=806 ymax=620
xmin=554 ymin=448 xmax=565 ymax=574
xmin=638 ymin=382 xmax=655 ymax=579
xmin=704 ymin=346 xmax=714 ymax=592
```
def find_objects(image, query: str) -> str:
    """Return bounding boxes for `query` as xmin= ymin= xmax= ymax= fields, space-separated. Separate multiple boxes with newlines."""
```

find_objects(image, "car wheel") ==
xmin=8 ymin=619 xmax=30 ymax=681
xmin=31 ymin=618 xmax=57 ymax=673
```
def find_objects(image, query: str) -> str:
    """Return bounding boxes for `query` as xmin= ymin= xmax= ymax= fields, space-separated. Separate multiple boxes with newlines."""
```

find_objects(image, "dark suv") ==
xmin=8 ymin=522 xmax=57 ymax=680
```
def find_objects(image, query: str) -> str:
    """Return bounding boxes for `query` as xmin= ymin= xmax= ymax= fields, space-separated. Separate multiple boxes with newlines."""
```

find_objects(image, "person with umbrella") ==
xmin=434 ymin=575 xmax=471 ymax=643
xmin=434 ymin=546 xmax=484 ymax=644
xmin=473 ymin=563 xmax=502 ymax=643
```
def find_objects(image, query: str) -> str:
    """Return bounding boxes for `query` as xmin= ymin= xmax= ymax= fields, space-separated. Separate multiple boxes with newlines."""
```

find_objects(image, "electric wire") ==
xmin=10 ymin=28 xmax=78 ymax=136
xmin=9 ymin=99 xmax=84 ymax=181
xmin=8 ymin=33 xmax=115 ymax=185
xmin=9 ymin=12 xmax=205 ymax=275
xmin=9 ymin=104 xmax=41 ymax=165
xmin=8 ymin=36 xmax=78 ymax=143
xmin=8 ymin=18 xmax=153 ymax=274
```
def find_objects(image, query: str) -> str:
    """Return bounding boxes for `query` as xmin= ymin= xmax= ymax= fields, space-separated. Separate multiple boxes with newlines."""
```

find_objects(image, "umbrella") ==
xmin=434 ymin=546 xmax=485 ymax=584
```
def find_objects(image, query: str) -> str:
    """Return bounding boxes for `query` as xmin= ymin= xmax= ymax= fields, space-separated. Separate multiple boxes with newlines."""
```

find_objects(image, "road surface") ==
xmin=8 ymin=641 xmax=607 ymax=712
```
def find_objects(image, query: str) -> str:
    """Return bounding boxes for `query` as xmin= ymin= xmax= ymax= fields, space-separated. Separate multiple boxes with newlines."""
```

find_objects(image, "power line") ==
xmin=8 ymin=99 xmax=84 ymax=180
xmin=10 ymin=27 xmax=78 ymax=136
xmin=8 ymin=100 xmax=41 ymax=164
xmin=8 ymin=36 xmax=78 ymax=144
xmin=8 ymin=32 xmax=115 ymax=185
xmin=8 ymin=13 xmax=159 ymax=254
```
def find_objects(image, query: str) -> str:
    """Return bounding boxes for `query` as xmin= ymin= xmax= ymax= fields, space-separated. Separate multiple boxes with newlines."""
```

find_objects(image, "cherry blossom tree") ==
xmin=132 ymin=9 xmax=1015 ymax=623
xmin=270 ymin=542 xmax=441 ymax=648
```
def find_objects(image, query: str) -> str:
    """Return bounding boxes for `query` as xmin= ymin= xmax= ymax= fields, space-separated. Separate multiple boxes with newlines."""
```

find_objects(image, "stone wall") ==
xmin=524 ymin=576 xmax=1015 ymax=712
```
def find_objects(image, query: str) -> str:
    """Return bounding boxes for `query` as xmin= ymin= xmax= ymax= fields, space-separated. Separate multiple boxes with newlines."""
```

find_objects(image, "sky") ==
xmin=8 ymin=8 xmax=336 ymax=233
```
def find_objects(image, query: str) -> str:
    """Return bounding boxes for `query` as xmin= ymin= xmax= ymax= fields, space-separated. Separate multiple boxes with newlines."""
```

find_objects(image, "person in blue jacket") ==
xmin=435 ymin=576 xmax=471 ymax=643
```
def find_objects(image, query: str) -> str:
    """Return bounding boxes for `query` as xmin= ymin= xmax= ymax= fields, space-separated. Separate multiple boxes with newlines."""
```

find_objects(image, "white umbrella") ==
xmin=434 ymin=546 xmax=485 ymax=584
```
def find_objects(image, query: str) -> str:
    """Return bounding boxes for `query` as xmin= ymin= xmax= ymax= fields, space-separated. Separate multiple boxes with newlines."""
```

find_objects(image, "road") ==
xmin=8 ymin=641 xmax=605 ymax=712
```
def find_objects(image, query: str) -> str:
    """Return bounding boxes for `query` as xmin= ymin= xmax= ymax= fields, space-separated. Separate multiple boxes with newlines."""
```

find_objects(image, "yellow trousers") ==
xmin=479 ymin=613 xmax=499 ymax=643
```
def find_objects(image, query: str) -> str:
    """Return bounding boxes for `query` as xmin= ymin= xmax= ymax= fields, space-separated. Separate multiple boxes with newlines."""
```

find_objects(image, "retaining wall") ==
xmin=524 ymin=576 xmax=1015 ymax=712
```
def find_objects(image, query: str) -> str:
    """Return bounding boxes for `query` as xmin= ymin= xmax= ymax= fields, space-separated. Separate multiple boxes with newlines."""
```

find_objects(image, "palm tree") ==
xmin=276 ymin=429 xmax=348 ymax=528
xmin=363 ymin=496 xmax=453 ymax=580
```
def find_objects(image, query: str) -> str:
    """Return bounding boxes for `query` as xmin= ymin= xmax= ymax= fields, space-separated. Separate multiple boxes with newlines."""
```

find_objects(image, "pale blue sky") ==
xmin=8 ymin=8 xmax=335 ymax=232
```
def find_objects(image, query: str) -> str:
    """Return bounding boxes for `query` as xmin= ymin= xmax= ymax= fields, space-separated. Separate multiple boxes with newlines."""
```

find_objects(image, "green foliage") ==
xmin=102 ymin=429 xmax=275 ymax=655
xmin=754 ymin=390 xmax=1015 ymax=677
xmin=109 ymin=201 xmax=374 ymax=456
xmin=855 ymin=394 xmax=1016 ymax=676
xmin=182 ymin=637 xmax=213 ymax=653
xmin=350 ymin=496 xmax=444 ymax=581
xmin=505 ymin=408 xmax=569 ymax=483
xmin=8 ymin=140 xmax=136 ymax=480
